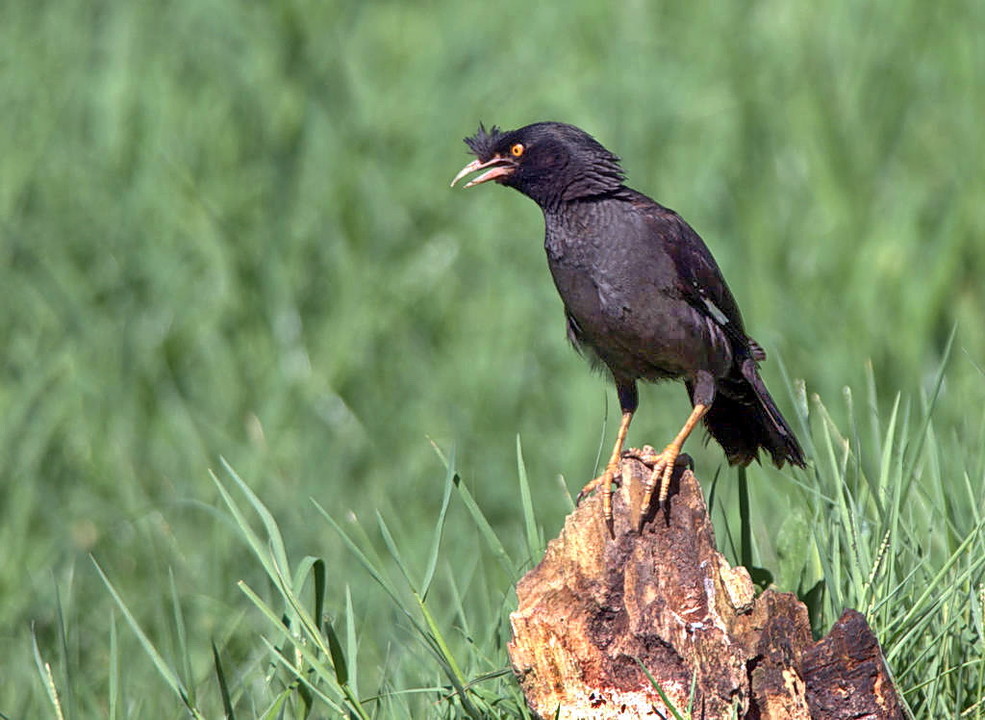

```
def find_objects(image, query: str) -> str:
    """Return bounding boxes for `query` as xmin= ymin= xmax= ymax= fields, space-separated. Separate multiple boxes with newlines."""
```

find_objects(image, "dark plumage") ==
xmin=452 ymin=121 xmax=806 ymax=525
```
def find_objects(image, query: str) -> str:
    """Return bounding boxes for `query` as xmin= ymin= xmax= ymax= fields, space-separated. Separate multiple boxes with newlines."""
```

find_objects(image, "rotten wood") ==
xmin=508 ymin=451 xmax=904 ymax=719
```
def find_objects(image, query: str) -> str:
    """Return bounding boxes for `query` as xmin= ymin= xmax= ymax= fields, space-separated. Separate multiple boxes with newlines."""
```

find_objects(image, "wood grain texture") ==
xmin=508 ymin=452 xmax=904 ymax=719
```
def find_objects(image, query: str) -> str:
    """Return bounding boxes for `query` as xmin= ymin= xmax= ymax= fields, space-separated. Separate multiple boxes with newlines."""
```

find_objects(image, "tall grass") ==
xmin=2 ymin=0 xmax=984 ymax=716
xmin=71 ymin=382 xmax=985 ymax=717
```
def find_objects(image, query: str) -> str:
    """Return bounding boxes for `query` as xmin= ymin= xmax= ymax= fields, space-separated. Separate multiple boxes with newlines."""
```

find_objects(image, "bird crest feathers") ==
xmin=463 ymin=123 xmax=505 ymax=161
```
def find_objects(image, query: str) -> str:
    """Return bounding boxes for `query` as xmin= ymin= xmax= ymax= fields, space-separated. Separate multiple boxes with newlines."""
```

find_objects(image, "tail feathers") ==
xmin=699 ymin=360 xmax=806 ymax=469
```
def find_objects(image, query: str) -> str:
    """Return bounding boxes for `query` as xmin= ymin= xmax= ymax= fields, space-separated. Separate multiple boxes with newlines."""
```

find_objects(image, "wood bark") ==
xmin=508 ymin=451 xmax=904 ymax=719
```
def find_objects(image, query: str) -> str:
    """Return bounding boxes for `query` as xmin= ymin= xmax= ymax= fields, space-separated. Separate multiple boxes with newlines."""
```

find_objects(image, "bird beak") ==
xmin=450 ymin=155 xmax=516 ymax=188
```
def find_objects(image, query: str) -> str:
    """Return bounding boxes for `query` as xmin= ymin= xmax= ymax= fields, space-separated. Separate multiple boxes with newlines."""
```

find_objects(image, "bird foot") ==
xmin=577 ymin=461 xmax=623 ymax=536
xmin=624 ymin=443 xmax=685 ymax=529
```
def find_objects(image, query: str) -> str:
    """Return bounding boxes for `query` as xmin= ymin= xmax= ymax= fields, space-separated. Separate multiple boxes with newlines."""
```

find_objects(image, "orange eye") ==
xmin=510 ymin=143 xmax=525 ymax=157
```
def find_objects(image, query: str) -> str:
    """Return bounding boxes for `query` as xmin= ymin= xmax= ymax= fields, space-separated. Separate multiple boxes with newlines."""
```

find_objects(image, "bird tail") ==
xmin=695 ymin=359 xmax=806 ymax=469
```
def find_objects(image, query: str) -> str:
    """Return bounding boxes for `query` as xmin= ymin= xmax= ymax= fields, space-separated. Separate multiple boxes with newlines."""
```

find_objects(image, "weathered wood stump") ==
xmin=508 ymin=452 xmax=904 ymax=719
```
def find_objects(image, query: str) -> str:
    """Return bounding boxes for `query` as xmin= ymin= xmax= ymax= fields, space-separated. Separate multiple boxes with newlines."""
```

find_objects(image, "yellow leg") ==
xmin=632 ymin=403 xmax=709 ymax=525
xmin=577 ymin=411 xmax=633 ymax=532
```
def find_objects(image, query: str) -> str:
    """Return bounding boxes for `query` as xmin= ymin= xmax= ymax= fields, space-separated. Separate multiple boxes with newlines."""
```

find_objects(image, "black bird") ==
xmin=451 ymin=122 xmax=806 ymax=527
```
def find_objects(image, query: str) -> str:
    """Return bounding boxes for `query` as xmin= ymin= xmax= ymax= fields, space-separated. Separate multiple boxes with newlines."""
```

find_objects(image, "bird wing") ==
xmin=632 ymin=194 xmax=765 ymax=361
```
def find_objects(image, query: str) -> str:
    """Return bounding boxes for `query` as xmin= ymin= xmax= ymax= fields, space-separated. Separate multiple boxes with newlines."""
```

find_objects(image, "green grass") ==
xmin=2 ymin=0 xmax=984 ymax=716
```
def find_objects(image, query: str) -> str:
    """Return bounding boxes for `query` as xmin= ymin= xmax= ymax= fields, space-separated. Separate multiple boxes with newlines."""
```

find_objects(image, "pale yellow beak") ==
xmin=450 ymin=155 xmax=517 ymax=188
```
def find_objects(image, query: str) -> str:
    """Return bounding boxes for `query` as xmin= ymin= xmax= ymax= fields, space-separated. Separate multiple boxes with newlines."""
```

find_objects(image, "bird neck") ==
xmin=542 ymin=189 xmax=631 ymax=223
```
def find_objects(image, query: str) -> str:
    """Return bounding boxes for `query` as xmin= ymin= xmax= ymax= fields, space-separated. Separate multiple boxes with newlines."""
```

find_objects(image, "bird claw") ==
xmin=577 ymin=462 xmax=623 ymax=535
xmin=625 ymin=444 xmax=683 ymax=529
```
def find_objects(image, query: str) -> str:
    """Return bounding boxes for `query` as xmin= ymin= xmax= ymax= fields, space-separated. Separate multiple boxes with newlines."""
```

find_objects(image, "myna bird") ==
xmin=452 ymin=122 xmax=806 ymax=530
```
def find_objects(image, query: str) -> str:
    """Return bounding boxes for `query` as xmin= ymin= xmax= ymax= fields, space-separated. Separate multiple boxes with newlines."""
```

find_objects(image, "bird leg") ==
xmin=629 ymin=403 xmax=709 ymax=525
xmin=577 ymin=410 xmax=633 ymax=532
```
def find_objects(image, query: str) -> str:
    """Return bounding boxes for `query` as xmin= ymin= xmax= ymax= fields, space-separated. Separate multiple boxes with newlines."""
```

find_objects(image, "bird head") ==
xmin=450 ymin=122 xmax=625 ymax=208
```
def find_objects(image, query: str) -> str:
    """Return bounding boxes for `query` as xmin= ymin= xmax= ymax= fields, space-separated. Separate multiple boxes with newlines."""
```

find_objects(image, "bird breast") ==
xmin=544 ymin=212 xmax=733 ymax=381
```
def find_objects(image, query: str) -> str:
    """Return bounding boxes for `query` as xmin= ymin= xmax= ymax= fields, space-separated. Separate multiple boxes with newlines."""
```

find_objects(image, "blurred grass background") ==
xmin=2 ymin=0 xmax=984 ymax=716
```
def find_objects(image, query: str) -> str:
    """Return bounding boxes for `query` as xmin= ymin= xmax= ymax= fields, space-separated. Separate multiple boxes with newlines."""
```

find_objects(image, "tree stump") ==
xmin=508 ymin=451 xmax=905 ymax=719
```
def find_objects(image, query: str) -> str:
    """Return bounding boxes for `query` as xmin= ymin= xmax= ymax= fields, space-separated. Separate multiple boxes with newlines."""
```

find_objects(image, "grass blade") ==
xmin=345 ymin=585 xmax=359 ymax=700
xmin=324 ymin=616 xmax=349 ymax=686
xmin=109 ymin=611 xmax=119 ymax=720
xmin=422 ymin=447 xmax=456 ymax=599
xmin=237 ymin=581 xmax=350 ymax=715
xmin=633 ymin=656 xmax=688 ymax=720
xmin=377 ymin=511 xmax=419 ymax=590
xmin=92 ymin=558 xmax=204 ymax=719
xmin=169 ymin=567 xmax=194 ymax=707
xmin=452 ymin=475 xmax=515 ymax=576
xmin=212 ymin=641 xmax=235 ymax=720
xmin=31 ymin=627 xmax=66 ymax=720
xmin=517 ymin=435 xmax=542 ymax=565
xmin=218 ymin=458 xmax=291 ymax=578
